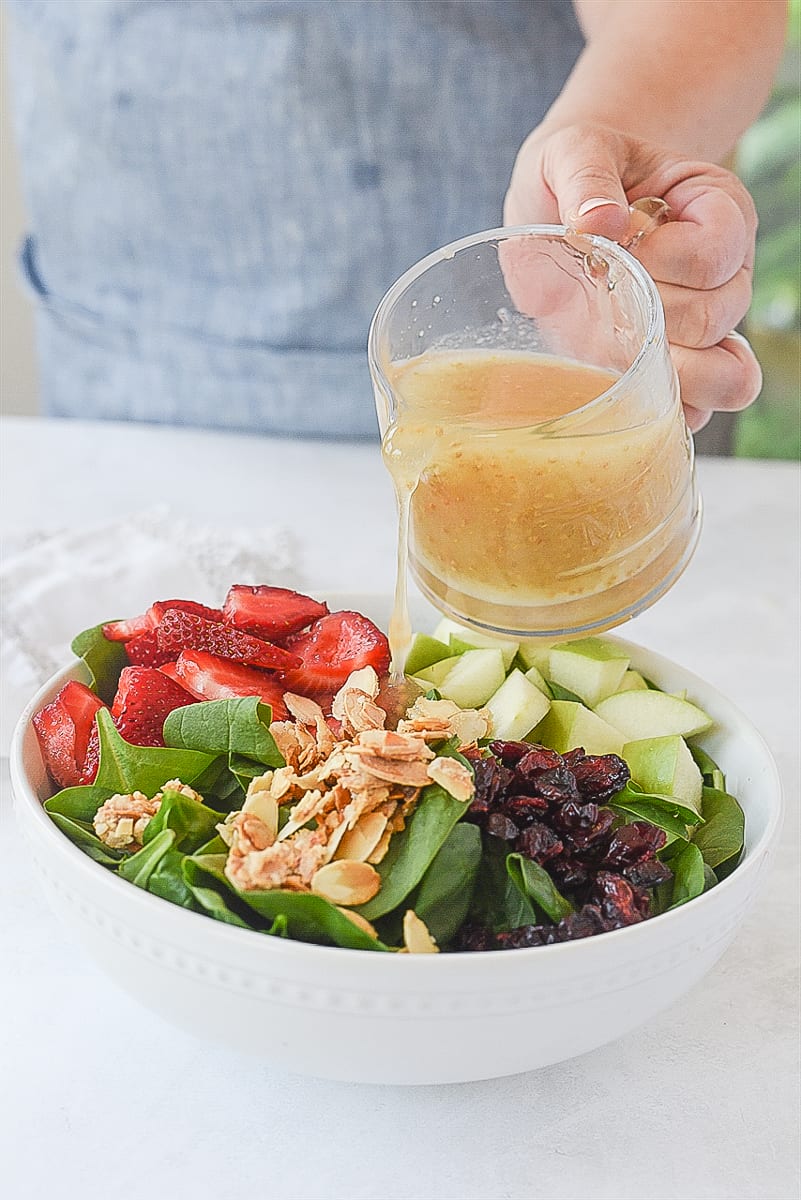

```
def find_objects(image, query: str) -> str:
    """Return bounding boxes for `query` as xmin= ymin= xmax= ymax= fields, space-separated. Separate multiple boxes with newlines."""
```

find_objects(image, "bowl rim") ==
xmin=11 ymin=616 xmax=784 ymax=971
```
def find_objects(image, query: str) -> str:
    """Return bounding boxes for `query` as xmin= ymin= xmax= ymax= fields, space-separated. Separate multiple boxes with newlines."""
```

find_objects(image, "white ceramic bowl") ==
xmin=11 ymin=595 xmax=782 ymax=1084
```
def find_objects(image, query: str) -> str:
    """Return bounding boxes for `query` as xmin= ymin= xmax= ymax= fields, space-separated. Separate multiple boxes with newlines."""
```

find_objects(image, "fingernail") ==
xmin=576 ymin=197 xmax=622 ymax=218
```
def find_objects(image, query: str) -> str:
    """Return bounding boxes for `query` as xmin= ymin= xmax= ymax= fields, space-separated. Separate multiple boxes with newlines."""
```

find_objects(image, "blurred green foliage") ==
xmin=736 ymin=0 xmax=801 ymax=459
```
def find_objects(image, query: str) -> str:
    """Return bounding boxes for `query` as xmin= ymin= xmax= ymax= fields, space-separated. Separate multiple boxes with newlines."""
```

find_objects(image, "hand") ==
xmin=503 ymin=123 xmax=762 ymax=432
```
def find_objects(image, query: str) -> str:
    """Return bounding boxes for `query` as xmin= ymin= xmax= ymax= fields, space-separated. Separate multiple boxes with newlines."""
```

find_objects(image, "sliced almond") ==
xmin=353 ymin=754 xmax=433 ymax=788
xmin=352 ymin=729 xmax=434 ymax=760
xmin=311 ymin=860 xmax=381 ymax=906
xmin=242 ymin=788 xmax=279 ymax=839
xmin=426 ymin=756 xmax=475 ymax=802
xmin=336 ymin=906 xmax=380 ymax=939
xmin=284 ymin=692 xmax=327 ymax=726
xmin=366 ymin=826 xmax=393 ymax=865
xmin=403 ymin=910 xmax=439 ymax=954
xmin=334 ymin=811 xmax=388 ymax=863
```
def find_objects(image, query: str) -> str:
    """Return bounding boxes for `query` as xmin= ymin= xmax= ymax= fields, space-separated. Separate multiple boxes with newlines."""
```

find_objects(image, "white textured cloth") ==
xmin=0 ymin=507 xmax=297 ymax=751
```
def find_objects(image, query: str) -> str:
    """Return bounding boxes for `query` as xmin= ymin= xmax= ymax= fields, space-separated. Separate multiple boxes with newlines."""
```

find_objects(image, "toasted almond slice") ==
xmin=336 ymin=906 xmax=380 ymax=939
xmin=334 ymin=811 xmax=388 ymax=863
xmin=366 ymin=826 xmax=393 ymax=865
xmin=352 ymin=729 xmax=434 ymax=760
xmin=426 ymin=756 xmax=475 ymax=802
xmin=284 ymin=692 xmax=327 ymax=726
xmin=311 ymin=860 xmax=381 ymax=906
xmin=353 ymin=754 xmax=433 ymax=788
xmin=242 ymin=789 xmax=279 ymax=839
xmin=403 ymin=910 xmax=439 ymax=954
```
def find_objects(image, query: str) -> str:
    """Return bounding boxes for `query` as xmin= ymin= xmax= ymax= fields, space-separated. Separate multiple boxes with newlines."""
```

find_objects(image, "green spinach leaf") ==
xmin=93 ymin=709 xmax=220 ymax=797
xmin=408 ymin=822 xmax=482 ymax=946
xmin=358 ymin=782 xmax=472 ymax=921
xmin=118 ymin=827 xmax=198 ymax=909
xmin=45 ymin=784 xmax=111 ymax=824
xmin=46 ymin=811 xmax=126 ymax=866
xmin=70 ymin=622 xmax=128 ymax=704
xmin=506 ymin=852 xmax=574 ymax=923
xmin=609 ymin=798 xmax=690 ymax=845
xmin=469 ymin=839 xmax=537 ymax=933
xmin=667 ymin=842 xmax=706 ymax=909
xmin=616 ymin=781 xmax=703 ymax=825
xmin=143 ymin=787 xmax=225 ymax=854
xmin=546 ymin=682 xmax=583 ymax=704
xmin=688 ymin=744 xmax=726 ymax=791
xmin=692 ymin=786 xmax=746 ymax=875
xmin=163 ymin=697 xmax=284 ymax=768
xmin=182 ymin=856 xmax=260 ymax=928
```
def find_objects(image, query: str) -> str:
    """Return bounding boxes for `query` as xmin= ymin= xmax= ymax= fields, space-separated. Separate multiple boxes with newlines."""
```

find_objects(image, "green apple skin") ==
xmin=484 ymin=669 xmax=551 ymax=741
xmin=438 ymin=648 xmax=507 ymax=709
xmin=595 ymin=691 xmax=713 ymax=740
xmin=404 ymin=633 xmax=452 ymax=677
xmin=516 ymin=640 xmax=554 ymax=675
xmin=523 ymin=664 xmax=551 ymax=697
xmin=530 ymin=700 xmax=625 ymax=756
xmin=617 ymin=670 xmax=649 ymax=693
xmin=432 ymin=618 xmax=519 ymax=670
xmin=548 ymin=637 xmax=631 ymax=708
xmin=623 ymin=735 xmax=703 ymax=812
xmin=412 ymin=654 xmax=463 ymax=689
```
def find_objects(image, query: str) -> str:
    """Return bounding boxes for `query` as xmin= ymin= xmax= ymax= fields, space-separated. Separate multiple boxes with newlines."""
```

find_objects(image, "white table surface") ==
xmin=1 ymin=416 xmax=799 ymax=1200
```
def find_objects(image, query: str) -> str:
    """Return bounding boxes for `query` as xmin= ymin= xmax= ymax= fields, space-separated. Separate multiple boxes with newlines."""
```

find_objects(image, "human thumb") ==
xmin=542 ymin=126 xmax=631 ymax=241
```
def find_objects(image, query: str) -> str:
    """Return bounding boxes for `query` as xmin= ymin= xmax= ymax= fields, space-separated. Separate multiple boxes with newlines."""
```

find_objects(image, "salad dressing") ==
xmin=382 ymin=348 xmax=694 ymax=667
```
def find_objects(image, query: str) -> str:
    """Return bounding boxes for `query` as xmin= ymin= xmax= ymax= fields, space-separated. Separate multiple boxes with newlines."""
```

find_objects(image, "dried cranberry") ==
xmin=592 ymin=871 xmax=644 ymax=927
xmin=571 ymin=753 xmax=630 ymax=802
xmin=505 ymin=793 xmax=549 ymax=826
xmin=455 ymin=925 xmax=498 ymax=952
xmin=516 ymin=821 xmax=564 ymax=864
xmin=551 ymin=854 xmax=592 ymax=891
xmin=516 ymin=745 xmax=564 ymax=779
xmin=488 ymin=739 xmax=533 ymax=766
xmin=624 ymin=859 xmax=673 ymax=889
xmin=604 ymin=821 xmax=667 ymax=868
xmin=468 ymin=756 xmax=516 ymax=815
xmin=496 ymin=925 xmax=555 ymax=949
xmin=554 ymin=904 xmax=610 ymax=941
xmin=531 ymin=766 xmax=580 ymax=805
xmin=553 ymin=798 xmax=599 ymax=831
xmin=567 ymin=808 xmax=616 ymax=852
xmin=486 ymin=811 xmax=520 ymax=841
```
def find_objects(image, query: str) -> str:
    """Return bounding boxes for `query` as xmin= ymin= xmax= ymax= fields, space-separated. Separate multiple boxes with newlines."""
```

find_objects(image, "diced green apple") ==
xmin=623 ymin=735 xmax=703 ymax=812
xmin=530 ymin=700 xmax=625 ymax=756
xmin=484 ymin=669 xmax=551 ymax=741
xmin=523 ymin=664 xmax=551 ymax=696
xmin=433 ymin=617 xmax=519 ymax=670
xmin=547 ymin=637 xmax=630 ymax=708
xmin=595 ymin=690 xmax=713 ymax=740
xmin=516 ymin=640 xmax=554 ymax=675
xmin=412 ymin=654 xmax=462 ymax=688
xmin=404 ymin=633 xmax=452 ymax=677
xmin=617 ymin=670 xmax=649 ymax=693
xmin=438 ymin=648 xmax=507 ymax=709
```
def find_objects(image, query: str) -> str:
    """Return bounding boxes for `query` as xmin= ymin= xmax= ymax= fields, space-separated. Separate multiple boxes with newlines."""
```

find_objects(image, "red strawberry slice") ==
xmin=280 ymin=611 xmax=390 ymax=702
xmin=103 ymin=599 xmax=224 ymax=642
xmin=111 ymin=666 xmax=196 ymax=747
xmin=174 ymin=650 xmax=290 ymax=721
xmin=223 ymin=585 xmax=328 ymax=639
xmin=158 ymin=661 xmax=182 ymax=682
xmin=80 ymin=723 xmax=101 ymax=785
xmin=32 ymin=681 xmax=106 ymax=789
xmin=125 ymin=630 xmax=175 ymax=668
xmin=155 ymin=610 xmax=301 ymax=670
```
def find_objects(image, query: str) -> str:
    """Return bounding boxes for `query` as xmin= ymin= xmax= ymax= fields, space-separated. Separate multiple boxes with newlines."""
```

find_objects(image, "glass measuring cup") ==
xmin=368 ymin=224 xmax=701 ymax=642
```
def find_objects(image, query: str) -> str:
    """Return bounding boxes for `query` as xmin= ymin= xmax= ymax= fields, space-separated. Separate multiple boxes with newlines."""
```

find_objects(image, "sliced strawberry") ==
xmin=155 ymin=609 xmax=301 ymax=670
xmin=32 ymin=681 xmax=106 ymax=789
xmin=158 ymin=661 xmax=182 ymax=682
xmin=111 ymin=666 xmax=196 ymax=747
xmin=280 ymin=611 xmax=390 ymax=702
xmin=103 ymin=599 xmax=224 ymax=642
xmin=125 ymin=630 xmax=175 ymax=668
xmin=80 ymin=723 xmax=101 ymax=785
xmin=174 ymin=650 xmax=290 ymax=721
xmin=223 ymin=585 xmax=328 ymax=639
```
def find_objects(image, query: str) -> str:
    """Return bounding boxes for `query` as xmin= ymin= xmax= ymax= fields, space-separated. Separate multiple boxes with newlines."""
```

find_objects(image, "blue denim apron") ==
xmin=7 ymin=0 xmax=584 ymax=437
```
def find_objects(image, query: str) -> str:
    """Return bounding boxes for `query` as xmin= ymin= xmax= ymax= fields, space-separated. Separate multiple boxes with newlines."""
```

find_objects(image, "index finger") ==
xmin=634 ymin=187 xmax=751 ymax=290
